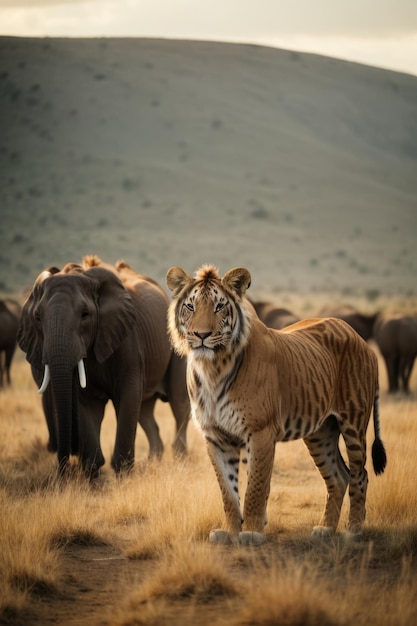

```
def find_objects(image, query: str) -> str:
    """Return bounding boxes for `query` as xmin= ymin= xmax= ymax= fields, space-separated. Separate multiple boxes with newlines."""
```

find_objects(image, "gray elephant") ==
xmin=250 ymin=300 xmax=300 ymax=329
xmin=0 ymin=298 xmax=21 ymax=387
xmin=17 ymin=256 xmax=190 ymax=476
xmin=373 ymin=312 xmax=417 ymax=393
xmin=318 ymin=305 xmax=379 ymax=342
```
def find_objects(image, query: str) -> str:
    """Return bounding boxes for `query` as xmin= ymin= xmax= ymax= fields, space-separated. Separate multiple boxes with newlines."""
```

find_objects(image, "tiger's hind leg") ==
xmin=338 ymin=416 xmax=368 ymax=534
xmin=303 ymin=415 xmax=350 ymax=536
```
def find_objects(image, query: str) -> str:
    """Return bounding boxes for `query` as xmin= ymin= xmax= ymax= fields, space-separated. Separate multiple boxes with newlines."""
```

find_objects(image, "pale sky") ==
xmin=1 ymin=0 xmax=417 ymax=77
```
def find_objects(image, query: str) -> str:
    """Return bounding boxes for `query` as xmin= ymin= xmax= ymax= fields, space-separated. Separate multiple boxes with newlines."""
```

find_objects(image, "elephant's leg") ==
xmin=78 ymin=397 xmax=106 ymax=478
xmin=4 ymin=344 xmax=16 ymax=385
xmin=170 ymin=403 xmax=189 ymax=457
xmin=139 ymin=397 xmax=164 ymax=459
xmin=165 ymin=354 xmax=190 ymax=456
xmin=0 ymin=351 xmax=4 ymax=386
xmin=400 ymin=356 xmax=415 ymax=393
xmin=112 ymin=387 xmax=141 ymax=472
xmin=385 ymin=355 xmax=399 ymax=393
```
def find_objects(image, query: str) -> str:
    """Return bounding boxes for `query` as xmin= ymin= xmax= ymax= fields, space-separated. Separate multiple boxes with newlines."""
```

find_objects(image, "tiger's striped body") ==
xmin=167 ymin=265 xmax=386 ymax=546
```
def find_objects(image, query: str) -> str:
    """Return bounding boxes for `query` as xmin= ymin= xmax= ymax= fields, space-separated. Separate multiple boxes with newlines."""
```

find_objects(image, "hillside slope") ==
xmin=0 ymin=37 xmax=416 ymax=297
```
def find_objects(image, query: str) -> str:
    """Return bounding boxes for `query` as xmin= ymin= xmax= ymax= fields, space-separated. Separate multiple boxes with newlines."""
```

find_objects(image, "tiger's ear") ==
xmin=223 ymin=267 xmax=251 ymax=297
xmin=166 ymin=266 xmax=193 ymax=297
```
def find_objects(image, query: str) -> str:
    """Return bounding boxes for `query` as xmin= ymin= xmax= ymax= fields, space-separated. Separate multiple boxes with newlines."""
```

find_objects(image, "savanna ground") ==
xmin=1 ymin=340 xmax=417 ymax=626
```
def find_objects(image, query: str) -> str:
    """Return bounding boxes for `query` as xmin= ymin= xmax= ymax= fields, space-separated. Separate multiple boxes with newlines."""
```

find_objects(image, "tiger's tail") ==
xmin=371 ymin=387 xmax=387 ymax=475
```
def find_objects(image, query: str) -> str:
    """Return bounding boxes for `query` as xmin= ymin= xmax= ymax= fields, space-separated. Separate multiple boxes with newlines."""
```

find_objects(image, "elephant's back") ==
xmin=114 ymin=261 xmax=172 ymax=390
xmin=128 ymin=277 xmax=171 ymax=392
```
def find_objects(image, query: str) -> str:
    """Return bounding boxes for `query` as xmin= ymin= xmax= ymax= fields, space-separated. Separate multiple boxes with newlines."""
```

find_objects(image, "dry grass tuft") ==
xmin=232 ymin=563 xmax=344 ymax=626
xmin=138 ymin=542 xmax=240 ymax=603
xmin=108 ymin=542 xmax=241 ymax=626
xmin=105 ymin=599 xmax=176 ymax=626
xmin=51 ymin=527 xmax=111 ymax=549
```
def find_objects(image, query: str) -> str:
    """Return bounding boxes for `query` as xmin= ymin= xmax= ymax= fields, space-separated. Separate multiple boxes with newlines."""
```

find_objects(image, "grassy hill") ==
xmin=1 ymin=37 xmax=416 ymax=300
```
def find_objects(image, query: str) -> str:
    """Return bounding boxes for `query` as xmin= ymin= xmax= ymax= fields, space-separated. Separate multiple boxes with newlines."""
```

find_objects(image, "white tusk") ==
xmin=78 ymin=359 xmax=86 ymax=388
xmin=38 ymin=364 xmax=50 ymax=394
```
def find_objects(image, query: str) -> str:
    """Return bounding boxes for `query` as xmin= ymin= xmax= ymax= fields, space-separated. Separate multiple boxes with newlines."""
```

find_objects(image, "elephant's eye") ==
xmin=34 ymin=310 xmax=41 ymax=323
xmin=81 ymin=308 xmax=89 ymax=320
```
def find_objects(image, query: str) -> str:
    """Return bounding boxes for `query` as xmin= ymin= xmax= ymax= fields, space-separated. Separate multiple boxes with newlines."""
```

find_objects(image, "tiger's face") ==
xmin=178 ymin=282 xmax=236 ymax=359
xmin=167 ymin=264 xmax=252 ymax=360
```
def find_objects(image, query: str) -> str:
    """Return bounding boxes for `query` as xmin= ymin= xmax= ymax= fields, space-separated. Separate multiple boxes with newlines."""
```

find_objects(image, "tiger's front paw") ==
xmin=311 ymin=525 xmax=335 ymax=539
xmin=209 ymin=529 xmax=235 ymax=545
xmin=239 ymin=531 xmax=267 ymax=546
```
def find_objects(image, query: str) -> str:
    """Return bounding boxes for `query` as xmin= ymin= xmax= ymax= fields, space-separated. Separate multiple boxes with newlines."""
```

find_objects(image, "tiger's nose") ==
xmin=194 ymin=331 xmax=212 ymax=340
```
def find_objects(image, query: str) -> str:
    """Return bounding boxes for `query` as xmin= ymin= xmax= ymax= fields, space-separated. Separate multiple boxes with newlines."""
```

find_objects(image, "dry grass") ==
xmin=1 ymin=351 xmax=417 ymax=625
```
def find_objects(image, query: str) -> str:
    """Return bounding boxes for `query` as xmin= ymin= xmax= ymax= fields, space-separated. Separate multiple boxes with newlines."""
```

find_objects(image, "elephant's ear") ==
xmin=17 ymin=269 xmax=57 ymax=366
xmin=17 ymin=292 xmax=40 ymax=366
xmin=86 ymin=267 xmax=137 ymax=363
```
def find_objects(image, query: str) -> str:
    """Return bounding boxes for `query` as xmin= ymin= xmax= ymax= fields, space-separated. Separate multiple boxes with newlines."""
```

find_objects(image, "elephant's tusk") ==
xmin=38 ymin=364 xmax=50 ymax=394
xmin=78 ymin=359 xmax=86 ymax=388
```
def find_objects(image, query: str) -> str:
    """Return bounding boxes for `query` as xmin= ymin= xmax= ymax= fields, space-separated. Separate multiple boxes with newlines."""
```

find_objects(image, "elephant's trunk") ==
xmin=46 ymin=355 xmax=76 ymax=473
xmin=41 ymin=315 xmax=86 ymax=472
xmin=40 ymin=359 xmax=85 ymax=473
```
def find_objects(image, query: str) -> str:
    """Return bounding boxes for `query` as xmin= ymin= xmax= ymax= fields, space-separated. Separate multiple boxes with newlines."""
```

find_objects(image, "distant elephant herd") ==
xmin=0 ymin=298 xmax=21 ymax=387
xmin=0 ymin=256 xmax=416 ymax=476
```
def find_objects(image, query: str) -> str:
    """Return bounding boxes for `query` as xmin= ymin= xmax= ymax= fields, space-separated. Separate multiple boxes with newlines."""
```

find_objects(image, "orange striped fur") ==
xmin=167 ymin=265 xmax=386 ymax=546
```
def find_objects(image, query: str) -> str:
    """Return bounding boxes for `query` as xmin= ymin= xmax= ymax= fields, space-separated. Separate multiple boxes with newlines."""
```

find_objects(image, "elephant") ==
xmin=0 ymin=298 xmax=21 ymax=387
xmin=317 ymin=305 xmax=379 ymax=342
xmin=373 ymin=312 xmax=417 ymax=393
xmin=249 ymin=300 xmax=300 ymax=329
xmin=17 ymin=256 xmax=190 ymax=476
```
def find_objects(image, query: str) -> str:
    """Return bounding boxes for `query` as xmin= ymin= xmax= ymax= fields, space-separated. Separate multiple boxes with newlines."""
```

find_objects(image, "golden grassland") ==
xmin=1 ymin=350 xmax=417 ymax=626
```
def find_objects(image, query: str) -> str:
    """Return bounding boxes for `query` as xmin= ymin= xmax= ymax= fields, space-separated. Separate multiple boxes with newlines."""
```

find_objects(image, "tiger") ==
xmin=166 ymin=264 xmax=387 ymax=546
